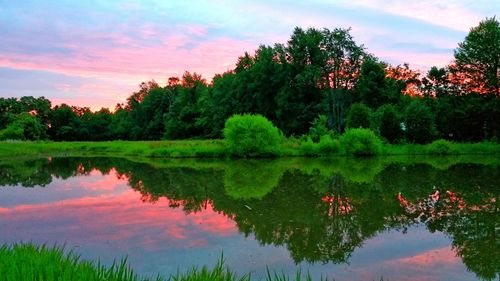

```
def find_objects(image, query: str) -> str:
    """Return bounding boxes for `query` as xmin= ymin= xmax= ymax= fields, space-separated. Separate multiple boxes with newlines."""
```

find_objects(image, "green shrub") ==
xmin=299 ymin=137 xmax=319 ymax=156
xmin=223 ymin=114 xmax=282 ymax=157
xmin=0 ymin=126 xmax=24 ymax=140
xmin=317 ymin=135 xmax=340 ymax=155
xmin=426 ymin=139 xmax=457 ymax=155
xmin=340 ymin=128 xmax=382 ymax=156
xmin=0 ymin=112 xmax=47 ymax=141
xmin=346 ymin=103 xmax=372 ymax=129
xmin=308 ymin=115 xmax=331 ymax=143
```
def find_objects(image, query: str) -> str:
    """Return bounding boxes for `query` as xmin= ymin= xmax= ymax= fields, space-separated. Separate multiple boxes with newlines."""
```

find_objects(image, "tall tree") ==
xmin=355 ymin=58 xmax=401 ymax=108
xmin=453 ymin=17 xmax=500 ymax=96
xmin=275 ymin=27 xmax=325 ymax=135
xmin=164 ymin=72 xmax=208 ymax=139
xmin=320 ymin=28 xmax=365 ymax=132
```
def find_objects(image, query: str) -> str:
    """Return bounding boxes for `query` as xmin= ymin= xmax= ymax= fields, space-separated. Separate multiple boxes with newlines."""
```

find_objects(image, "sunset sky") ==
xmin=1 ymin=1 xmax=498 ymax=110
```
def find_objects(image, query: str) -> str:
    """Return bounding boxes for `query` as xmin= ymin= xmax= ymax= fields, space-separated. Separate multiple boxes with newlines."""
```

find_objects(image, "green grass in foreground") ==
xmin=0 ymin=138 xmax=499 ymax=159
xmin=0 ymin=243 xmax=348 ymax=281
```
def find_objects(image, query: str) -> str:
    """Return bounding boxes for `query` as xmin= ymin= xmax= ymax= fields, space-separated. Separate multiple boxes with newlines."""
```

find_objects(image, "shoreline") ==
xmin=1 ymin=140 xmax=500 ymax=160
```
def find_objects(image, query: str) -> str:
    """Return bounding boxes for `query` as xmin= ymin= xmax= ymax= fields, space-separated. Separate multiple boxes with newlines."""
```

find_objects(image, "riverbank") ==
xmin=0 ymin=243 xmax=247 ymax=281
xmin=1 ymin=140 xmax=499 ymax=159
xmin=0 ymin=243 xmax=338 ymax=281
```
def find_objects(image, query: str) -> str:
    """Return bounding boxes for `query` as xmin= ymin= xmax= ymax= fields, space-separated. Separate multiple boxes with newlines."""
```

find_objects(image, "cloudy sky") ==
xmin=0 ymin=0 xmax=498 ymax=110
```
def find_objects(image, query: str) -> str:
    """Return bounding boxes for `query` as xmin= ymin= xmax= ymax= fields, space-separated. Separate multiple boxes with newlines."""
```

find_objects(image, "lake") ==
xmin=0 ymin=157 xmax=498 ymax=281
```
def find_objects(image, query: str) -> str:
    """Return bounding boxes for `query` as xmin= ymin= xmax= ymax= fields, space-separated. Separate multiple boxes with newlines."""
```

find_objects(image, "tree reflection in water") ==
xmin=1 ymin=157 xmax=498 ymax=280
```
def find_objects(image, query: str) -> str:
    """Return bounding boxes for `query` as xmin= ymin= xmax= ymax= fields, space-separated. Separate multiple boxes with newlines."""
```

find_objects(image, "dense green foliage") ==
xmin=308 ymin=115 xmax=331 ymax=143
xmin=355 ymin=58 xmax=401 ymax=108
xmin=374 ymin=104 xmax=402 ymax=143
xmin=317 ymin=134 xmax=341 ymax=155
xmin=345 ymin=103 xmax=372 ymax=129
xmin=426 ymin=139 xmax=458 ymax=155
xmin=339 ymin=128 xmax=382 ymax=156
xmin=404 ymin=100 xmax=436 ymax=144
xmin=0 ymin=112 xmax=47 ymax=140
xmin=223 ymin=114 xmax=282 ymax=157
xmin=0 ymin=18 xmax=499 ymax=144
xmin=453 ymin=17 xmax=500 ymax=96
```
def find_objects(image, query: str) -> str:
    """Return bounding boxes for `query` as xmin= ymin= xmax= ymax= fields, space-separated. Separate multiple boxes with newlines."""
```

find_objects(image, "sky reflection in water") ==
xmin=0 ymin=157 xmax=498 ymax=281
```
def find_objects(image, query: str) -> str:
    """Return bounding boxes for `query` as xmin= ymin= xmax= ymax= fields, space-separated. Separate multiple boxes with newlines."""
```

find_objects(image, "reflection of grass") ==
xmin=1 ymin=243 xmax=355 ymax=281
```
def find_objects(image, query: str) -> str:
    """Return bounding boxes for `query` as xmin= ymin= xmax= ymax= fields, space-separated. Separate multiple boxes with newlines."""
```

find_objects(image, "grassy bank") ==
xmin=0 ymin=243 xmax=243 ymax=281
xmin=0 ymin=140 xmax=227 ymax=159
xmin=1 ymin=139 xmax=500 ymax=160
xmin=0 ymin=243 xmax=337 ymax=281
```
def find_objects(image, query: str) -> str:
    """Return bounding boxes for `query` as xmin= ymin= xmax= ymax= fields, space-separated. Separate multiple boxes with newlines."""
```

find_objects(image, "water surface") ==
xmin=0 ymin=157 xmax=498 ymax=281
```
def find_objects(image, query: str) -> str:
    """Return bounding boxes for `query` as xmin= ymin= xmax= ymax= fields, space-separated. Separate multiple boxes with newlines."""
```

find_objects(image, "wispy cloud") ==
xmin=1 ymin=0 xmax=498 ymax=108
xmin=343 ymin=0 xmax=495 ymax=32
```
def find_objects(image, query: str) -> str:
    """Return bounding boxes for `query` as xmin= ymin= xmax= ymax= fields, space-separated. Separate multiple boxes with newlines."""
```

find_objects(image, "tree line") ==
xmin=1 ymin=17 xmax=499 ymax=143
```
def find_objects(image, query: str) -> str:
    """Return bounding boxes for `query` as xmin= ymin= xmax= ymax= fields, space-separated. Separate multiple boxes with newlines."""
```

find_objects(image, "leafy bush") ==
xmin=426 ymin=139 xmax=457 ymax=155
xmin=346 ymin=103 xmax=372 ymax=129
xmin=317 ymin=135 xmax=340 ymax=155
xmin=308 ymin=115 xmax=331 ymax=143
xmin=340 ymin=128 xmax=382 ymax=156
xmin=0 ymin=126 xmax=24 ymax=140
xmin=299 ymin=137 xmax=319 ymax=156
xmin=224 ymin=114 xmax=282 ymax=157
xmin=0 ymin=112 xmax=47 ymax=141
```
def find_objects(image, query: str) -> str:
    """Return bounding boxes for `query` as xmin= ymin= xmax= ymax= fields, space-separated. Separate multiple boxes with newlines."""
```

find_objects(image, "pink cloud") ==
xmin=1 ymin=25 xmax=257 ymax=109
xmin=347 ymin=0 xmax=485 ymax=32
xmin=1 ymin=32 xmax=255 ymax=82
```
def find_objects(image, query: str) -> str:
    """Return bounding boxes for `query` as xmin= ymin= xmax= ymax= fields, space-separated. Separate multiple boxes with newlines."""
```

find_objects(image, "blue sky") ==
xmin=0 ymin=0 xmax=498 ymax=109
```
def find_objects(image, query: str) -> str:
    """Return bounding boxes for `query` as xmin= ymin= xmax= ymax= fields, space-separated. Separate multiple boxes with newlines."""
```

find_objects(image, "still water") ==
xmin=0 ymin=157 xmax=498 ymax=281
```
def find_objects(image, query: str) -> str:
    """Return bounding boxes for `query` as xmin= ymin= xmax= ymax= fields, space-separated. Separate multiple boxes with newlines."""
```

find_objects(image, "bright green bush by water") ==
xmin=223 ymin=114 xmax=282 ymax=157
xmin=339 ymin=128 xmax=382 ymax=156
